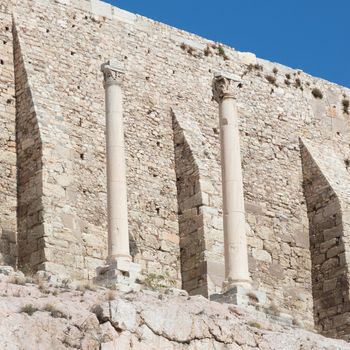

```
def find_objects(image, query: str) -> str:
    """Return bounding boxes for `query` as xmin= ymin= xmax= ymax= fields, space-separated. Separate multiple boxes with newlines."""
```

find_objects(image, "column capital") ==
xmin=212 ymin=71 xmax=241 ymax=103
xmin=101 ymin=59 xmax=125 ymax=87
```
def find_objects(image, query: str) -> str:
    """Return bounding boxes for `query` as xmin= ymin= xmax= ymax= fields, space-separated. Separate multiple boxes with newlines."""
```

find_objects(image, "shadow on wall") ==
xmin=300 ymin=139 xmax=350 ymax=341
xmin=13 ymin=22 xmax=45 ymax=272
xmin=172 ymin=110 xmax=208 ymax=297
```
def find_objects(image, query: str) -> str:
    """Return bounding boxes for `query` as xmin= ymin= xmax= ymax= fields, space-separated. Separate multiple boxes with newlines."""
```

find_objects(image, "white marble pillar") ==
xmin=101 ymin=59 xmax=131 ymax=263
xmin=212 ymin=72 xmax=251 ymax=290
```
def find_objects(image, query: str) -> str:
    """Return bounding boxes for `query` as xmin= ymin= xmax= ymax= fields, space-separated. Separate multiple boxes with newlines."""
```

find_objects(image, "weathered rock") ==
xmin=0 ymin=279 xmax=348 ymax=349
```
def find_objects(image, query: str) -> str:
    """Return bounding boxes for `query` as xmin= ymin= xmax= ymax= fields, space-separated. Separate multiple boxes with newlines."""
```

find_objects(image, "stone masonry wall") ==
xmin=13 ymin=23 xmax=45 ymax=271
xmin=2 ymin=0 xmax=350 ymax=331
xmin=172 ymin=107 xmax=225 ymax=297
xmin=301 ymin=139 xmax=350 ymax=341
xmin=173 ymin=111 xmax=207 ymax=296
xmin=0 ymin=1 xmax=17 ymax=266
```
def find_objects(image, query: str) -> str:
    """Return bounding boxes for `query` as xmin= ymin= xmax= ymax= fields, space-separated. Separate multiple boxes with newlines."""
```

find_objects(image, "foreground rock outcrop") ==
xmin=0 ymin=268 xmax=349 ymax=349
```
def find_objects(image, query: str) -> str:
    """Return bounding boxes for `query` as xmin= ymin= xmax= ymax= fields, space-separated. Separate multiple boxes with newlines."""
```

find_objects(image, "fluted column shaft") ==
xmin=101 ymin=59 xmax=131 ymax=263
xmin=213 ymin=73 xmax=251 ymax=290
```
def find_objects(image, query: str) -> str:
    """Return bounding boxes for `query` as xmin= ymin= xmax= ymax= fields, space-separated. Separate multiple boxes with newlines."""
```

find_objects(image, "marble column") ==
xmin=212 ymin=72 xmax=251 ymax=291
xmin=101 ymin=59 xmax=131 ymax=263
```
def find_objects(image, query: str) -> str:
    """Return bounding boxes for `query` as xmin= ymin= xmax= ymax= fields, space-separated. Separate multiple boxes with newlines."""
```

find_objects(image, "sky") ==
xmin=108 ymin=0 xmax=349 ymax=88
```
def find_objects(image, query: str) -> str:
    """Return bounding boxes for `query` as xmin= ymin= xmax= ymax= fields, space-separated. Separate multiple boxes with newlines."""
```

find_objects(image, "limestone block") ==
xmin=112 ymin=6 xmax=136 ymax=24
xmin=95 ymin=260 xmax=141 ymax=290
xmin=281 ymin=243 xmax=291 ymax=255
xmin=170 ymin=34 xmax=206 ymax=51
xmin=160 ymin=240 xmax=174 ymax=252
xmin=211 ymin=216 xmax=223 ymax=230
xmin=161 ymin=233 xmax=179 ymax=245
xmin=252 ymin=249 xmax=272 ymax=263
xmin=324 ymin=225 xmax=342 ymax=241
xmin=56 ymin=174 xmax=72 ymax=187
xmin=70 ymin=0 xmax=91 ymax=11
xmin=38 ymin=262 xmax=69 ymax=278
xmin=313 ymin=253 xmax=326 ymax=265
xmin=327 ymin=245 xmax=343 ymax=259
xmin=238 ymin=52 xmax=257 ymax=65
xmin=206 ymin=260 xmax=224 ymax=287
xmin=320 ymin=238 xmax=337 ymax=253
xmin=113 ymin=259 xmax=131 ymax=272
xmin=211 ymin=285 xmax=267 ymax=307
xmin=248 ymin=236 xmax=263 ymax=249
xmin=91 ymin=0 xmax=112 ymax=18
xmin=199 ymin=179 xmax=215 ymax=194
xmin=322 ymin=257 xmax=339 ymax=271
xmin=294 ymin=229 xmax=309 ymax=249
xmin=245 ymin=202 xmax=263 ymax=215
xmin=323 ymin=278 xmax=337 ymax=293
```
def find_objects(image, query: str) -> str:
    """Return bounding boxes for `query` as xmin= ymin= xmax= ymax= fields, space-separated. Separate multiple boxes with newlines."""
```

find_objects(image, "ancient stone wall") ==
xmin=173 ymin=111 xmax=207 ymax=296
xmin=1 ymin=0 xmax=350 ymax=331
xmin=172 ymin=107 xmax=225 ymax=297
xmin=0 ymin=1 xmax=17 ymax=266
xmin=13 ymin=23 xmax=45 ymax=271
xmin=301 ymin=140 xmax=350 ymax=340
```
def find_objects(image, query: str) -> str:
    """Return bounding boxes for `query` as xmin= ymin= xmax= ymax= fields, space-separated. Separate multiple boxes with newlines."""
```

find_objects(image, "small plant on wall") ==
xmin=217 ymin=45 xmax=229 ymax=60
xmin=344 ymin=158 xmax=350 ymax=169
xmin=180 ymin=43 xmax=199 ymax=57
xmin=294 ymin=78 xmax=302 ymax=89
xmin=204 ymin=45 xmax=212 ymax=56
xmin=142 ymin=272 xmax=176 ymax=291
xmin=265 ymin=74 xmax=277 ymax=86
xmin=203 ymin=43 xmax=229 ymax=60
xmin=311 ymin=88 xmax=323 ymax=99
xmin=342 ymin=99 xmax=349 ymax=114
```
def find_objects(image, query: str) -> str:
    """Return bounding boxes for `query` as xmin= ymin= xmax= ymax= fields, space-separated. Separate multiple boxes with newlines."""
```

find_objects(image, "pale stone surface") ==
xmin=238 ymin=52 xmax=257 ymax=65
xmin=1 ymin=0 xmax=350 ymax=337
xmin=95 ymin=260 xmax=141 ymax=292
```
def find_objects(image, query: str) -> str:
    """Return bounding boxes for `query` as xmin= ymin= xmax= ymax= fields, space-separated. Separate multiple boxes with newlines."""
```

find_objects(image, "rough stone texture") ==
xmin=13 ymin=22 xmax=45 ymax=271
xmin=173 ymin=110 xmax=206 ymax=296
xmin=301 ymin=139 xmax=350 ymax=340
xmin=0 ymin=268 xmax=349 ymax=350
xmin=1 ymin=0 xmax=350 ymax=338
xmin=0 ymin=1 xmax=17 ymax=266
xmin=173 ymin=108 xmax=223 ymax=297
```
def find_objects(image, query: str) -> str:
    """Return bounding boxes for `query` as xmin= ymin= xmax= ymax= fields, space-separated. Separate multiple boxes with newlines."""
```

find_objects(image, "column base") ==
xmin=211 ymin=285 xmax=267 ymax=307
xmin=222 ymin=278 xmax=252 ymax=293
xmin=94 ymin=259 xmax=141 ymax=293
xmin=106 ymin=253 xmax=132 ymax=264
